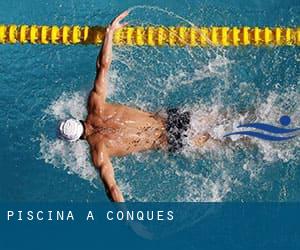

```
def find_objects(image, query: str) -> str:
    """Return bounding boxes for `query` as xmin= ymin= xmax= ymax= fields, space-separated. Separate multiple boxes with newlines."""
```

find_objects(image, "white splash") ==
xmin=180 ymin=89 xmax=300 ymax=162
xmin=39 ymin=92 xmax=98 ymax=184
xmin=45 ymin=91 xmax=87 ymax=120
xmin=176 ymin=167 xmax=233 ymax=202
xmin=39 ymin=134 xmax=97 ymax=182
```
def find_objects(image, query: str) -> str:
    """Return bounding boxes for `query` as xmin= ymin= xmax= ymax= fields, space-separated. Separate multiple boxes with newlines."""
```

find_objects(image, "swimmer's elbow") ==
xmin=100 ymin=57 xmax=111 ymax=70
xmin=96 ymin=57 xmax=110 ymax=72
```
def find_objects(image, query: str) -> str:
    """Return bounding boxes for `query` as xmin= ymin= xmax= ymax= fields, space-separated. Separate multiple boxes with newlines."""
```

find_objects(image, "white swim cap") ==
xmin=58 ymin=118 xmax=84 ymax=142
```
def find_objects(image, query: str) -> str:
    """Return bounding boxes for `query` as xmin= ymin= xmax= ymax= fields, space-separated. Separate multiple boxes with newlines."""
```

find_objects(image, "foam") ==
xmin=39 ymin=92 xmax=98 ymax=185
xmin=175 ymin=165 xmax=233 ymax=202
xmin=189 ymin=94 xmax=299 ymax=160
xmin=45 ymin=91 xmax=87 ymax=120
xmin=39 ymin=134 xmax=98 ymax=183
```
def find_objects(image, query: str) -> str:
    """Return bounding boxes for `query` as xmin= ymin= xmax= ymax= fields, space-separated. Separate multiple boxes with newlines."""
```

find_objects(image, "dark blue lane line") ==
xmin=237 ymin=123 xmax=300 ymax=134
xmin=224 ymin=131 xmax=297 ymax=141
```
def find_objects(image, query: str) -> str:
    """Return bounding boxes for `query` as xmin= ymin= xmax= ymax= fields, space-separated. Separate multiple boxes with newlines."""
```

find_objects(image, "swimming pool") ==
xmin=0 ymin=0 xmax=299 ymax=202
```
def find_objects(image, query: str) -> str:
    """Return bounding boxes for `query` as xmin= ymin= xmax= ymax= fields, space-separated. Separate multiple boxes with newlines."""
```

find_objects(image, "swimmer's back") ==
xmin=86 ymin=101 xmax=168 ymax=157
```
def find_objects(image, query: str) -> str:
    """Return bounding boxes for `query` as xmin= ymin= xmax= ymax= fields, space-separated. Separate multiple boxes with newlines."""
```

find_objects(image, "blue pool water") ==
xmin=0 ymin=0 xmax=299 ymax=202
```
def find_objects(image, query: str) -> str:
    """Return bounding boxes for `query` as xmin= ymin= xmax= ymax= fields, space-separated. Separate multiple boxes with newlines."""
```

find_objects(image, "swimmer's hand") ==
xmin=107 ymin=10 xmax=129 ymax=33
xmin=94 ymin=11 xmax=129 ymax=101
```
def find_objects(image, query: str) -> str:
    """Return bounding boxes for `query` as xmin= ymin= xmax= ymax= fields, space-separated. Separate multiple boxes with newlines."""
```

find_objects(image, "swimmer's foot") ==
xmin=193 ymin=133 xmax=210 ymax=147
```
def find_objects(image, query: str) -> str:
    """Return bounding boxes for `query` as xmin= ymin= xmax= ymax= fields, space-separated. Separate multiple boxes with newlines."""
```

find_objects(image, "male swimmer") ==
xmin=58 ymin=11 xmax=210 ymax=202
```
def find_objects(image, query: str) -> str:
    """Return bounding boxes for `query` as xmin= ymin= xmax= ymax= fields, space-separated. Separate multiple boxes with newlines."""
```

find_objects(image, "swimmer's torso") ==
xmin=85 ymin=92 xmax=167 ymax=156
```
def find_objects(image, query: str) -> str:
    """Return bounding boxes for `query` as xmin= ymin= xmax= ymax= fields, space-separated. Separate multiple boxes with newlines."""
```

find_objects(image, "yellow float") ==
xmin=0 ymin=24 xmax=299 ymax=46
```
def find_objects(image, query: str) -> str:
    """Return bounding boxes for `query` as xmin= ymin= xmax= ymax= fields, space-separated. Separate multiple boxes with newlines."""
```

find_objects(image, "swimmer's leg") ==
xmin=190 ymin=108 xmax=258 ymax=148
xmin=192 ymin=133 xmax=254 ymax=148
xmin=190 ymin=115 xmax=216 ymax=147
xmin=192 ymin=133 xmax=211 ymax=147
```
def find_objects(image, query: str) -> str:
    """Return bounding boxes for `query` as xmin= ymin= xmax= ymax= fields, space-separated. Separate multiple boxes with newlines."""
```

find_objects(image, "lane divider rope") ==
xmin=0 ymin=25 xmax=299 ymax=46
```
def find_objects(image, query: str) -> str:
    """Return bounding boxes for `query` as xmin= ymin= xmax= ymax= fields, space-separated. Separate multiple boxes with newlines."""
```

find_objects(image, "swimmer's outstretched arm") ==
xmin=92 ymin=143 xmax=125 ymax=202
xmin=93 ymin=11 xmax=129 ymax=101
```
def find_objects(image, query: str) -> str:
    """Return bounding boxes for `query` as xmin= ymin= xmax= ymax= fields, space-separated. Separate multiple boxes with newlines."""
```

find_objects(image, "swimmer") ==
xmin=58 ymin=11 xmax=210 ymax=202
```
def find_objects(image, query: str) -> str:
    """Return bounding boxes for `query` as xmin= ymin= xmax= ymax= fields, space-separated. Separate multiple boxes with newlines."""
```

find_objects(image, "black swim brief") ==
xmin=166 ymin=108 xmax=191 ymax=153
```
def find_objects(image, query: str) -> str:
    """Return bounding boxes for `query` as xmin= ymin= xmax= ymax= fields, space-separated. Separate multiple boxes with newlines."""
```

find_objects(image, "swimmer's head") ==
xmin=57 ymin=118 xmax=84 ymax=142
